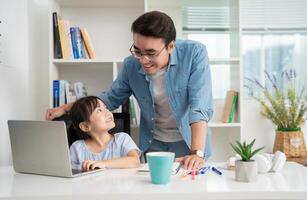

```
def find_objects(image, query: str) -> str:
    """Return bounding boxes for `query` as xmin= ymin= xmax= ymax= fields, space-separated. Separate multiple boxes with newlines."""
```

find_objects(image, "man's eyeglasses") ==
xmin=129 ymin=44 xmax=166 ymax=61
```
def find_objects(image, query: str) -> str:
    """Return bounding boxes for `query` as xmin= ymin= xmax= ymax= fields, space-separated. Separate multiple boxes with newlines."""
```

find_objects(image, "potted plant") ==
xmin=231 ymin=139 xmax=264 ymax=182
xmin=245 ymin=69 xmax=307 ymax=157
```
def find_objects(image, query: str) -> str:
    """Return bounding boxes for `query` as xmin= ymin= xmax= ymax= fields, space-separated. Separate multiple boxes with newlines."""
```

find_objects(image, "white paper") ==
xmin=137 ymin=162 xmax=181 ymax=175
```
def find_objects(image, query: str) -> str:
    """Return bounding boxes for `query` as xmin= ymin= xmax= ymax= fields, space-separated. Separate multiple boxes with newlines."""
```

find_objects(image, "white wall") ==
xmin=146 ymin=0 xmax=182 ymax=39
xmin=28 ymin=0 xmax=51 ymax=120
xmin=0 ymin=0 xmax=50 ymax=166
xmin=0 ymin=0 xmax=30 ymax=166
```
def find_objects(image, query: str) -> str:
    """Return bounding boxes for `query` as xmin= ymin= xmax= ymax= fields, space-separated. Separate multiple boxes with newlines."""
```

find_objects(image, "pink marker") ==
xmin=191 ymin=170 xmax=196 ymax=180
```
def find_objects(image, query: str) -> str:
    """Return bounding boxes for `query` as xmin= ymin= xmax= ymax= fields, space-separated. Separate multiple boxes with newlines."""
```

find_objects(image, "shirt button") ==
xmin=151 ymin=118 xmax=154 ymax=120
xmin=149 ymin=140 xmax=152 ymax=143
xmin=151 ymin=130 xmax=154 ymax=133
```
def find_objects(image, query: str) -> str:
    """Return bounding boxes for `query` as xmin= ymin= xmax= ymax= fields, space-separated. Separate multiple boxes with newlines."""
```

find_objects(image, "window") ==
xmin=185 ymin=33 xmax=231 ymax=99
xmin=243 ymin=33 xmax=307 ymax=97
xmin=182 ymin=3 xmax=234 ymax=99
xmin=241 ymin=0 xmax=307 ymax=97
xmin=187 ymin=33 xmax=230 ymax=58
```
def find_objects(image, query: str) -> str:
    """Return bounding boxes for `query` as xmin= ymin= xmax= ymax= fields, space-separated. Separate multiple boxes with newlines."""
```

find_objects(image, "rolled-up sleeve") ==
xmin=188 ymin=44 xmax=213 ymax=124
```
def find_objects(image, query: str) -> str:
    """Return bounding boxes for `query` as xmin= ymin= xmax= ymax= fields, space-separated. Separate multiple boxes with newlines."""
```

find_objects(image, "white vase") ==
xmin=235 ymin=160 xmax=258 ymax=182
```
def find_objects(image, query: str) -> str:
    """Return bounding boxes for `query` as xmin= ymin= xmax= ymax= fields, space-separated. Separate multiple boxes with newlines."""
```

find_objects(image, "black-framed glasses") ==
xmin=129 ymin=44 xmax=166 ymax=60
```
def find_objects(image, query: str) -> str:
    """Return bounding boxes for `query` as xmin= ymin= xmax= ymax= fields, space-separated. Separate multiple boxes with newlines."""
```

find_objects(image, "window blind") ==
xmin=240 ymin=0 xmax=307 ymax=30
xmin=182 ymin=6 xmax=230 ymax=31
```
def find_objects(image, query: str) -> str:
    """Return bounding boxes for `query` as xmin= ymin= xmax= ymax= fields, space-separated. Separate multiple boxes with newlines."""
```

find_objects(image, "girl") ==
xmin=69 ymin=96 xmax=140 ymax=171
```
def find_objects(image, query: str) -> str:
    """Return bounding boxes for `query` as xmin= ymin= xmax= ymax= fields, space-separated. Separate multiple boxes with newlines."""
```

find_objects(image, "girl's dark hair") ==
xmin=131 ymin=11 xmax=176 ymax=46
xmin=69 ymin=96 xmax=102 ymax=139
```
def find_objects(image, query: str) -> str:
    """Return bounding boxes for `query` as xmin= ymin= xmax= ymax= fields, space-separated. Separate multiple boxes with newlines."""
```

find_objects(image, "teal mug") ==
xmin=146 ymin=152 xmax=175 ymax=184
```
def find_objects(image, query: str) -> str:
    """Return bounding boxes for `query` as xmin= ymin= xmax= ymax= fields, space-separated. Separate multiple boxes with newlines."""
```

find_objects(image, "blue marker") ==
xmin=198 ymin=167 xmax=205 ymax=173
xmin=200 ymin=166 xmax=210 ymax=175
xmin=211 ymin=166 xmax=222 ymax=175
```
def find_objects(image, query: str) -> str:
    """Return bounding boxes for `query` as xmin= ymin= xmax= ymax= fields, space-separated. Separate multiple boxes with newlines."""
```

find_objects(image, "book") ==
xmin=58 ymin=19 xmax=68 ymax=59
xmin=52 ymin=12 xmax=62 ymax=59
xmin=80 ymin=27 xmax=96 ymax=59
xmin=137 ymin=162 xmax=181 ymax=175
xmin=64 ymin=81 xmax=77 ymax=104
xmin=129 ymin=96 xmax=137 ymax=126
xmin=81 ymin=38 xmax=87 ymax=59
xmin=73 ymin=82 xmax=87 ymax=99
xmin=63 ymin=20 xmax=73 ymax=59
xmin=59 ymin=80 xmax=66 ymax=106
xmin=53 ymin=80 xmax=60 ymax=108
xmin=70 ymin=27 xmax=84 ymax=59
xmin=221 ymin=90 xmax=238 ymax=123
xmin=228 ymin=94 xmax=237 ymax=123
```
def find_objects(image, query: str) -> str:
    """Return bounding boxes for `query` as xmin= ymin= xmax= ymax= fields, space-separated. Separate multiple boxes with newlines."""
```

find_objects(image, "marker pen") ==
xmin=191 ymin=170 xmax=196 ymax=180
xmin=211 ymin=166 xmax=222 ymax=175
xmin=200 ymin=166 xmax=210 ymax=175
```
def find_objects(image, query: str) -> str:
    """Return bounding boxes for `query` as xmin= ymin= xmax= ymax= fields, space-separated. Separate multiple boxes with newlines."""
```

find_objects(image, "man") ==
xmin=46 ymin=11 xmax=213 ymax=170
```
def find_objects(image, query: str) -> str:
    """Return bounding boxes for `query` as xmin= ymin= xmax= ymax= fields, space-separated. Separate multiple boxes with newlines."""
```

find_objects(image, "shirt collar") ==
xmin=169 ymin=45 xmax=178 ymax=67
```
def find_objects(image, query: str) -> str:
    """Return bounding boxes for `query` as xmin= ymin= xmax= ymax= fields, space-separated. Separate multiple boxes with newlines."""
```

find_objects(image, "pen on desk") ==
xmin=175 ymin=163 xmax=182 ymax=175
xmin=211 ymin=166 xmax=222 ymax=175
xmin=188 ymin=170 xmax=199 ymax=175
xmin=191 ymin=170 xmax=196 ymax=180
xmin=200 ymin=166 xmax=210 ymax=175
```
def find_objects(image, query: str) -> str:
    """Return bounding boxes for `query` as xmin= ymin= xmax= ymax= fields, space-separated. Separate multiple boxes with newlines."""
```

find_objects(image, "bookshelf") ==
xmin=48 ymin=0 xmax=242 ymax=161
xmin=48 ymin=0 xmax=144 ymax=106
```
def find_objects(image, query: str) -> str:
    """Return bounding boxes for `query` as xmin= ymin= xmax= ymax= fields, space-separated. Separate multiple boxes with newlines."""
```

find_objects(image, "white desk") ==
xmin=0 ymin=162 xmax=306 ymax=200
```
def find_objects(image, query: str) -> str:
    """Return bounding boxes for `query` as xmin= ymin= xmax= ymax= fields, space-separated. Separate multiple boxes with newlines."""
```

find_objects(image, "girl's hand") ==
xmin=45 ymin=107 xmax=66 ymax=120
xmin=45 ymin=103 xmax=72 ymax=120
xmin=82 ymin=160 xmax=106 ymax=171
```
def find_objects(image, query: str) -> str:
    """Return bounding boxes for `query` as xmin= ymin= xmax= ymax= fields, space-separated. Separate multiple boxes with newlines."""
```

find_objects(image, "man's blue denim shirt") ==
xmin=99 ymin=40 xmax=213 ymax=158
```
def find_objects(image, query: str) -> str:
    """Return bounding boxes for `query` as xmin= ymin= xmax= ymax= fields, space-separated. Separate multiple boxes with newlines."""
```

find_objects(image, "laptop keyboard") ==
xmin=72 ymin=169 xmax=83 ymax=175
xmin=72 ymin=168 xmax=103 ymax=175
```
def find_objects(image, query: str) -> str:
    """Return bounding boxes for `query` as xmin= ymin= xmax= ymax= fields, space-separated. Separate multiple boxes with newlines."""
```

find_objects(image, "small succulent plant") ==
xmin=230 ymin=139 xmax=264 ymax=161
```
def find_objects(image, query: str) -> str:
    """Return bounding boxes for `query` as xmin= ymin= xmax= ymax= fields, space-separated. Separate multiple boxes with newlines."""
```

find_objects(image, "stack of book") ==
xmin=53 ymin=12 xmax=96 ymax=60
xmin=53 ymin=80 xmax=87 ymax=108
xmin=221 ymin=90 xmax=238 ymax=123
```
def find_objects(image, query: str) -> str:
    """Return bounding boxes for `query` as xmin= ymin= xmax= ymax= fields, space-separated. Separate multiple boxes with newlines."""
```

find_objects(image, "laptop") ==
xmin=8 ymin=120 xmax=105 ymax=178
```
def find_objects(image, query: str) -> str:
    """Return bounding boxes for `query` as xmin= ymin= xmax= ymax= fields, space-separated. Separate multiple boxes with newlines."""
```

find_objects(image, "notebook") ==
xmin=8 ymin=120 xmax=105 ymax=178
xmin=137 ymin=162 xmax=181 ymax=175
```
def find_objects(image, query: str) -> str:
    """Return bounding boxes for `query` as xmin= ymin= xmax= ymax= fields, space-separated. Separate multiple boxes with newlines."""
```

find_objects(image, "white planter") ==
xmin=235 ymin=160 xmax=258 ymax=182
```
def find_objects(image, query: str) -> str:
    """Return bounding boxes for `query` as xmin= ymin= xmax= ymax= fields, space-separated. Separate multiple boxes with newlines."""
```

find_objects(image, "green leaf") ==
xmin=230 ymin=139 xmax=264 ymax=161
xmin=230 ymin=143 xmax=242 ymax=155
xmin=249 ymin=139 xmax=256 ymax=148
xmin=250 ymin=147 xmax=265 ymax=158
xmin=236 ymin=141 xmax=244 ymax=152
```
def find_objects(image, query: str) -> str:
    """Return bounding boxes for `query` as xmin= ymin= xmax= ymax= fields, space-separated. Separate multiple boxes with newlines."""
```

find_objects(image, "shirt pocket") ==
xmin=174 ymin=73 xmax=189 ymax=97
xmin=175 ymin=85 xmax=188 ymax=102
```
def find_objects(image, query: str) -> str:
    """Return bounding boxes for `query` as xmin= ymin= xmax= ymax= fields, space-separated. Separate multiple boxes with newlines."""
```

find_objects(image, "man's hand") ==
xmin=176 ymin=155 xmax=205 ymax=170
xmin=45 ymin=107 xmax=66 ymax=120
